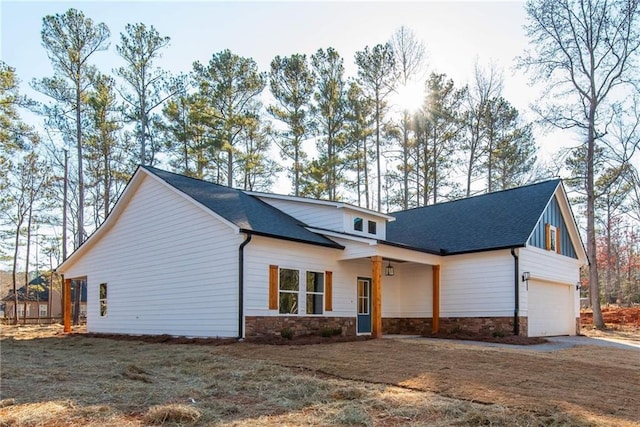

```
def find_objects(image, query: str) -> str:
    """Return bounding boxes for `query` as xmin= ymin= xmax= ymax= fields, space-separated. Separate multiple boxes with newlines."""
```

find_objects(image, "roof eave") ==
xmin=240 ymin=229 xmax=345 ymax=250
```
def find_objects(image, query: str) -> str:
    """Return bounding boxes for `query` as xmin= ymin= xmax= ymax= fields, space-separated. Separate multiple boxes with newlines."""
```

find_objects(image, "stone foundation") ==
xmin=382 ymin=317 xmax=433 ymax=335
xmin=246 ymin=316 xmax=533 ymax=338
xmin=575 ymin=317 xmax=580 ymax=335
xmin=383 ymin=316 xmax=530 ymax=336
xmin=245 ymin=316 xmax=356 ymax=338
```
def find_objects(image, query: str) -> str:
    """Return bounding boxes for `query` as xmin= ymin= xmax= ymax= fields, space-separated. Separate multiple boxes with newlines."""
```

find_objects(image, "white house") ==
xmin=56 ymin=166 xmax=588 ymax=338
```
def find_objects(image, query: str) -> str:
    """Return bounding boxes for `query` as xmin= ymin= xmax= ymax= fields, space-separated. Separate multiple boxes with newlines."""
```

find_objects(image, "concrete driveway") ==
xmin=410 ymin=335 xmax=640 ymax=352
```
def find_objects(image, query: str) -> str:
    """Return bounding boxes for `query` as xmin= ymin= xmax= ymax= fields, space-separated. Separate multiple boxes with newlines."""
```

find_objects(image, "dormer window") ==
xmin=354 ymin=217 xmax=363 ymax=232
xmin=368 ymin=220 xmax=377 ymax=235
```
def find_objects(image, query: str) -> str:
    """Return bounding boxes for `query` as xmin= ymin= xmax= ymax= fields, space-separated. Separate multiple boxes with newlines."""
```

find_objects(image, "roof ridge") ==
xmin=391 ymin=178 xmax=561 ymax=214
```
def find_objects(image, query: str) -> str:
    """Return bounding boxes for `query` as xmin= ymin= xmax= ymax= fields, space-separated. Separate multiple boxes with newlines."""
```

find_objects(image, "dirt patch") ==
xmin=581 ymin=305 xmax=640 ymax=341
xmin=2 ymin=325 xmax=639 ymax=426
xmin=581 ymin=305 xmax=640 ymax=327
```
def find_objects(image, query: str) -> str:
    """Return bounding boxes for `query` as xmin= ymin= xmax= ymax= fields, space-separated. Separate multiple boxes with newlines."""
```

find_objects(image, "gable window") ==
xmin=99 ymin=283 xmax=107 ymax=317
xmin=353 ymin=217 xmax=363 ymax=232
xmin=545 ymin=224 xmax=561 ymax=253
xmin=279 ymin=268 xmax=299 ymax=314
xmin=306 ymin=272 xmax=324 ymax=315
xmin=368 ymin=220 xmax=377 ymax=235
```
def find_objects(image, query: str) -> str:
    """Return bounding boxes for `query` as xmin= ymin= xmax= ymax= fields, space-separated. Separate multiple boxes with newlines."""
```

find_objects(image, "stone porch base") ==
xmin=383 ymin=316 xmax=530 ymax=336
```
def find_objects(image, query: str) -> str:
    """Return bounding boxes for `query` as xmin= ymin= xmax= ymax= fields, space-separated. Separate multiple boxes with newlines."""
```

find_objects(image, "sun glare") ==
xmin=394 ymin=81 xmax=425 ymax=113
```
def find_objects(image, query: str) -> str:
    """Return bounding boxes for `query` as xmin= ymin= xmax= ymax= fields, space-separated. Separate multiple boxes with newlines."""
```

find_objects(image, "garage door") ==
xmin=528 ymin=281 xmax=574 ymax=337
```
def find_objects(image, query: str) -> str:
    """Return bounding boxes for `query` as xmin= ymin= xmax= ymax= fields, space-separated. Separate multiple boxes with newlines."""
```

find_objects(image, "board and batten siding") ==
xmin=243 ymin=236 xmax=370 ymax=318
xmin=518 ymin=245 xmax=581 ymax=318
xmin=440 ymin=250 xmax=515 ymax=317
xmin=62 ymin=175 xmax=243 ymax=337
xmin=528 ymin=196 xmax=577 ymax=258
xmin=382 ymin=263 xmax=433 ymax=317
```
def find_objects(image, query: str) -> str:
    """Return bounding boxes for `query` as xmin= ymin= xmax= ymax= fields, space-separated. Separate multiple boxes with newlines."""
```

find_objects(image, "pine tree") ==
xmin=267 ymin=54 xmax=315 ymax=196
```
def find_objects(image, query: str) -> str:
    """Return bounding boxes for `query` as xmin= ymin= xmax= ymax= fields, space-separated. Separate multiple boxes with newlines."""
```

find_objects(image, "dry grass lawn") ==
xmin=1 ymin=325 xmax=639 ymax=426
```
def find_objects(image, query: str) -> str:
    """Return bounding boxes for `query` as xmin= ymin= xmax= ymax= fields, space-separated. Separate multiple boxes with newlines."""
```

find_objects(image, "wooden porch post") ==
xmin=371 ymin=256 xmax=383 ymax=338
xmin=63 ymin=278 xmax=72 ymax=333
xmin=432 ymin=265 xmax=440 ymax=334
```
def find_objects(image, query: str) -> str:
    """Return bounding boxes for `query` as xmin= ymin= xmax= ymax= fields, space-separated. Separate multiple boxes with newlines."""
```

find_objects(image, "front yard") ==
xmin=1 ymin=325 xmax=638 ymax=426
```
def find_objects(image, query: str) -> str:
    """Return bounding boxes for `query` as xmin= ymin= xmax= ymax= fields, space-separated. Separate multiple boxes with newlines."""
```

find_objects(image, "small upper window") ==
xmin=546 ymin=224 xmax=558 ymax=252
xmin=368 ymin=220 xmax=377 ymax=235
xmin=99 ymin=283 xmax=107 ymax=317
xmin=353 ymin=217 xmax=363 ymax=232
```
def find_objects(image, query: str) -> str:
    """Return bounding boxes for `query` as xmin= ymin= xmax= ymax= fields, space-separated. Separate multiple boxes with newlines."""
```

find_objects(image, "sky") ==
xmin=1 ymin=0 xmax=551 ymax=133
xmin=0 ymin=0 xmax=613 ymax=271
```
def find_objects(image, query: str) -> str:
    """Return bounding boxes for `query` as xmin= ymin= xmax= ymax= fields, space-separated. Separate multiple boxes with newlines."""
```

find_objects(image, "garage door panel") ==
xmin=528 ymin=281 xmax=573 ymax=337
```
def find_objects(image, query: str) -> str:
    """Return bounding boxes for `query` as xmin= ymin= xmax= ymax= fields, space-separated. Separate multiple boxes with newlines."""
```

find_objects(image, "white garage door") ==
xmin=528 ymin=281 xmax=574 ymax=337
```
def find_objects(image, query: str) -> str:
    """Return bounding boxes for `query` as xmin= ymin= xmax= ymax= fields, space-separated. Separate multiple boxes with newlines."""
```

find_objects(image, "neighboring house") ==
xmin=2 ymin=275 xmax=86 ymax=322
xmin=3 ymin=276 xmax=61 ymax=321
xmin=56 ymin=166 xmax=587 ymax=338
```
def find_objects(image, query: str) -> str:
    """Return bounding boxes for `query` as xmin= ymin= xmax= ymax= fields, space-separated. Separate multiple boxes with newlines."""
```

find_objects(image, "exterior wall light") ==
xmin=385 ymin=261 xmax=395 ymax=277
xmin=522 ymin=272 xmax=530 ymax=281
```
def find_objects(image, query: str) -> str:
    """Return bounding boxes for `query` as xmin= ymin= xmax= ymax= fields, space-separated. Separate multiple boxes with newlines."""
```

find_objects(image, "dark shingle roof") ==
xmin=143 ymin=166 xmax=342 ymax=249
xmin=386 ymin=180 xmax=561 ymax=255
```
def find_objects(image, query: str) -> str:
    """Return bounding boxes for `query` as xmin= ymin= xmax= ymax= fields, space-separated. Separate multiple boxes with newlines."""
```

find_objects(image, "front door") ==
xmin=357 ymin=277 xmax=372 ymax=334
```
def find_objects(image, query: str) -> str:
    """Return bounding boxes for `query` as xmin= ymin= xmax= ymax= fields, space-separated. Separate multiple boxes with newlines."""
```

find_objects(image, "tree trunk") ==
xmin=23 ymin=204 xmax=33 ymax=325
xmin=62 ymin=149 xmax=68 ymax=261
xmin=76 ymin=78 xmax=85 ymax=249
xmin=375 ymin=94 xmax=381 ymax=211
xmin=587 ymin=102 xmax=605 ymax=328
xmin=402 ymin=113 xmax=409 ymax=210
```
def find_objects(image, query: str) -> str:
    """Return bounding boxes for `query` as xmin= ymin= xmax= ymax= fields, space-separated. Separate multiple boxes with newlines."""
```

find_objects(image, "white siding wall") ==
xmin=255 ymin=197 xmax=388 ymax=239
xmin=255 ymin=198 xmax=344 ymax=231
xmin=382 ymin=263 xmax=433 ymax=317
xmin=244 ymin=236 xmax=369 ymax=317
xmin=519 ymin=245 xmax=581 ymax=318
xmin=441 ymin=250 xmax=515 ymax=317
xmin=63 ymin=176 xmax=242 ymax=337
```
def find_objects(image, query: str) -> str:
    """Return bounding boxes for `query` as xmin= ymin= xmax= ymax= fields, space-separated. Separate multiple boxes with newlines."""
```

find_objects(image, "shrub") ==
xmin=280 ymin=327 xmax=294 ymax=340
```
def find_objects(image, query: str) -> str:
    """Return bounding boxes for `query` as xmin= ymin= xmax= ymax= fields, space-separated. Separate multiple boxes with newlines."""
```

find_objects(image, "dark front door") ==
xmin=357 ymin=277 xmax=372 ymax=334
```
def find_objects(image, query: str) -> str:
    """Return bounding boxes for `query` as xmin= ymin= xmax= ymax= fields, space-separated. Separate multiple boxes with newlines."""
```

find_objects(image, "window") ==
xmin=306 ymin=272 xmax=324 ymax=314
xmin=546 ymin=223 xmax=560 ymax=253
xmin=99 ymin=283 xmax=107 ymax=317
xmin=279 ymin=269 xmax=299 ymax=314
xmin=17 ymin=305 xmax=24 ymax=318
xmin=39 ymin=304 xmax=47 ymax=317
xmin=368 ymin=220 xmax=377 ymax=235
xmin=353 ymin=217 xmax=363 ymax=232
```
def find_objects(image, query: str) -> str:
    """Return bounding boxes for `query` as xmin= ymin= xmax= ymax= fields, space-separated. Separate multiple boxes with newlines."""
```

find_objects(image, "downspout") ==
xmin=238 ymin=233 xmax=252 ymax=340
xmin=510 ymin=248 xmax=520 ymax=336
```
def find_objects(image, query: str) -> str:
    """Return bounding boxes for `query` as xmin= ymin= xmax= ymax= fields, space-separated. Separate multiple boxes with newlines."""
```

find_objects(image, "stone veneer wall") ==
xmin=383 ymin=317 xmax=530 ymax=336
xmin=245 ymin=316 xmax=356 ymax=337
xmin=575 ymin=317 xmax=580 ymax=335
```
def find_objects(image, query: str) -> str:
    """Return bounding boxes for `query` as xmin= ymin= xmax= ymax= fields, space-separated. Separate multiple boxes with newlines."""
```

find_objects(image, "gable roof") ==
xmin=386 ymin=180 xmax=564 ymax=255
xmin=142 ymin=166 xmax=342 ymax=249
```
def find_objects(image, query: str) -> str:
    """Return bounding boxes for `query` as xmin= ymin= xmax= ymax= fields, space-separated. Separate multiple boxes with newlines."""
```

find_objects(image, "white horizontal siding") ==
xmin=255 ymin=198 xmax=344 ymax=230
xmin=244 ymin=236 xmax=369 ymax=317
xmin=63 ymin=175 xmax=242 ymax=337
xmin=441 ymin=250 xmax=515 ymax=317
xmin=382 ymin=263 xmax=432 ymax=317
xmin=519 ymin=245 xmax=581 ymax=318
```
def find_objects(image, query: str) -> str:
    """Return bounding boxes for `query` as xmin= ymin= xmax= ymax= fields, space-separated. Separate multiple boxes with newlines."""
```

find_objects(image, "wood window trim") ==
xmin=325 ymin=271 xmax=333 ymax=311
xmin=269 ymin=265 xmax=333 ymax=314
xmin=269 ymin=265 xmax=279 ymax=310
